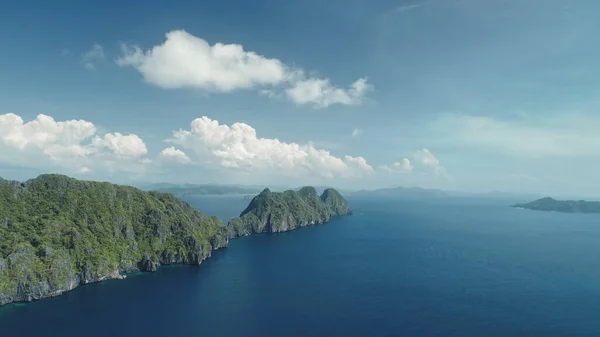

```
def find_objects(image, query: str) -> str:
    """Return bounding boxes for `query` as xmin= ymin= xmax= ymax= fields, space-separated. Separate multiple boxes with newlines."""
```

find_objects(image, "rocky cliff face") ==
xmin=0 ymin=174 xmax=230 ymax=307
xmin=227 ymin=186 xmax=351 ymax=238
xmin=0 ymin=177 xmax=352 ymax=307
xmin=320 ymin=188 xmax=352 ymax=216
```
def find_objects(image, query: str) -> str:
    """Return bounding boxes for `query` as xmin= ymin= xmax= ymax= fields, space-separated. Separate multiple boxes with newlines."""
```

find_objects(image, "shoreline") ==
xmin=0 ymin=213 xmax=349 ymax=310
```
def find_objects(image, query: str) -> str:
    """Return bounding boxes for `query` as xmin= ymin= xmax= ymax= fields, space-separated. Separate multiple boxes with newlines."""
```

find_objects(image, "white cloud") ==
xmin=0 ymin=113 xmax=149 ymax=175
xmin=166 ymin=116 xmax=373 ymax=179
xmin=380 ymin=158 xmax=413 ymax=173
xmin=343 ymin=155 xmax=374 ymax=177
xmin=160 ymin=146 xmax=191 ymax=164
xmin=0 ymin=113 xmax=96 ymax=152
xmin=92 ymin=133 xmax=148 ymax=158
xmin=0 ymin=114 xmax=456 ymax=188
xmin=352 ymin=128 xmax=363 ymax=137
xmin=117 ymin=30 xmax=371 ymax=107
xmin=285 ymin=77 xmax=371 ymax=108
xmin=380 ymin=149 xmax=446 ymax=176
xmin=82 ymin=43 xmax=105 ymax=70
xmin=117 ymin=30 xmax=286 ymax=91
xmin=413 ymin=148 xmax=446 ymax=176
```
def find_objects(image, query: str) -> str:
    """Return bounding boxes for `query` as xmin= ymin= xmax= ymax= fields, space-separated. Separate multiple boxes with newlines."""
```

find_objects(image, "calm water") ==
xmin=2 ymin=195 xmax=600 ymax=336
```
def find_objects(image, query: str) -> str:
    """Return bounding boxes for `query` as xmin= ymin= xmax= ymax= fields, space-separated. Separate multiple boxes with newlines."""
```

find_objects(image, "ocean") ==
xmin=2 ymin=195 xmax=600 ymax=336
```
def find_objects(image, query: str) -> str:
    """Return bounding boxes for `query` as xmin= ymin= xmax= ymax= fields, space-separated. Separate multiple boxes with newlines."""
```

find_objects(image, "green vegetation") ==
xmin=0 ymin=174 xmax=230 ymax=306
xmin=227 ymin=186 xmax=351 ymax=237
xmin=0 ymin=177 xmax=353 ymax=307
xmin=513 ymin=197 xmax=600 ymax=213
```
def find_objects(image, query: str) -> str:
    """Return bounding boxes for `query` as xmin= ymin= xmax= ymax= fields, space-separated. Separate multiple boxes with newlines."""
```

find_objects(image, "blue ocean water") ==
xmin=2 ymin=195 xmax=600 ymax=336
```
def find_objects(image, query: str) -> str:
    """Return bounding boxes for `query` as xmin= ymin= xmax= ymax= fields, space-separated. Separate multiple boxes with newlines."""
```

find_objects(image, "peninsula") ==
xmin=0 ymin=175 xmax=351 ymax=307
xmin=512 ymin=197 xmax=600 ymax=213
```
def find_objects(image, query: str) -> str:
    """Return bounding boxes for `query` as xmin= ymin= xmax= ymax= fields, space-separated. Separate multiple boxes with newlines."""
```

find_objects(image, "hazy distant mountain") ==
xmin=476 ymin=190 xmax=542 ymax=200
xmin=138 ymin=183 xmax=263 ymax=196
xmin=137 ymin=182 xmax=542 ymax=201
xmin=349 ymin=186 xmax=541 ymax=200
xmin=349 ymin=186 xmax=448 ymax=198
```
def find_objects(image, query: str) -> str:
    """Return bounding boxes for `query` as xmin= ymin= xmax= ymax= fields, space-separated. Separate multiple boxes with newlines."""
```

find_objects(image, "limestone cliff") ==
xmin=0 ymin=174 xmax=230 ymax=307
xmin=227 ymin=186 xmax=351 ymax=238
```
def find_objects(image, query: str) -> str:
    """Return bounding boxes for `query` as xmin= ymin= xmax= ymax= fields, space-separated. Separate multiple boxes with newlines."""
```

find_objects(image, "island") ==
xmin=512 ymin=197 xmax=600 ymax=213
xmin=227 ymin=186 xmax=351 ymax=238
xmin=0 ymin=175 xmax=351 ymax=307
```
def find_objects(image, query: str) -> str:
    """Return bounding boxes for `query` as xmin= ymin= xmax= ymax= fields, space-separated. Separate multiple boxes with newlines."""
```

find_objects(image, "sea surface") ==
xmin=3 ymin=195 xmax=600 ymax=336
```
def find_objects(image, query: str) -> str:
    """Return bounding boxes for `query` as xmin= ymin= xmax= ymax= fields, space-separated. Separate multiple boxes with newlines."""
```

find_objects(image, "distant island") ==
xmin=349 ymin=186 xmax=541 ymax=200
xmin=512 ymin=197 xmax=600 ymax=213
xmin=228 ymin=186 xmax=351 ymax=237
xmin=0 ymin=175 xmax=350 ymax=307
xmin=140 ymin=182 xmax=540 ymax=201
xmin=351 ymin=186 xmax=448 ymax=198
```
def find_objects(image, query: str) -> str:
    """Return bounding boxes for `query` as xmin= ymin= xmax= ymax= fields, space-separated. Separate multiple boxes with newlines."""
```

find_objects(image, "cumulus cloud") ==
xmin=413 ymin=148 xmax=446 ymax=176
xmin=380 ymin=149 xmax=446 ymax=176
xmin=92 ymin=133 xmax=148 ymax=157
xmin=0 ymin=113 xmax=149 ymax=174
xmin=117 ymin=30 xmax=371 ymax=108
xmin=117 ymin=30 xmax=286 ymax=91
xmin=81 ymin=43 xmax=105 ymax=70
xmin=160 ymin=146 xmax=191 ymax=164
xmin=380 ymin=158 xmax=413 ymax=173
xmin=0 ymin=113 xmax=96 ymax=151
xmin=343 ymin=155 xmax=374 ymax=176
xmin=285 ymin=77 xmax=371 ymax=108
xmin=166 ymin=116 xmax=373 ymax=179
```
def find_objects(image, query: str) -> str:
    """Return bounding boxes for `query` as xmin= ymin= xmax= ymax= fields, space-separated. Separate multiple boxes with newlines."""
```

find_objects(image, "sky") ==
xmin=1 ymin=0 xmax=600 ymax=197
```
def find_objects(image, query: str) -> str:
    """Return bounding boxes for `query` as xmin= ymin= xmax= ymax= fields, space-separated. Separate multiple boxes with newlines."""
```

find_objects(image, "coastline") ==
xmin=0 ymin=211 xmax=348 ymax=308
xmin=0 ymin=243 xmax=230 ymax=308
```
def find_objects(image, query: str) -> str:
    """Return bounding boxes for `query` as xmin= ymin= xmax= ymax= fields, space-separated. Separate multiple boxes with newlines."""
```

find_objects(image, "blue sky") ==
xmin=1 ymin=0 xmax=600 ymax=197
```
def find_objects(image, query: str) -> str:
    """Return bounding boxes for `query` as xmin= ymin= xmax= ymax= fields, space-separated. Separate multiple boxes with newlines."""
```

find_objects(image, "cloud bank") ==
xmin=0 ymin=112 xmax=447 ymax=187
xmin=165 ymin=116 xmax=374 ymax=179
xmin=0 ymin=113 xmax=149 ymax=175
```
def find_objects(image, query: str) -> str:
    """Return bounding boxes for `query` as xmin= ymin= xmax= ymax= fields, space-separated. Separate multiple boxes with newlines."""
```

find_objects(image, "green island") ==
xmin=227 ymin=186 xmax=352 ymax=238
xmin=512 ymin=197 xmax=600 ymax=213
xmin=0 ymin=175 xmax=350 ymax=307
